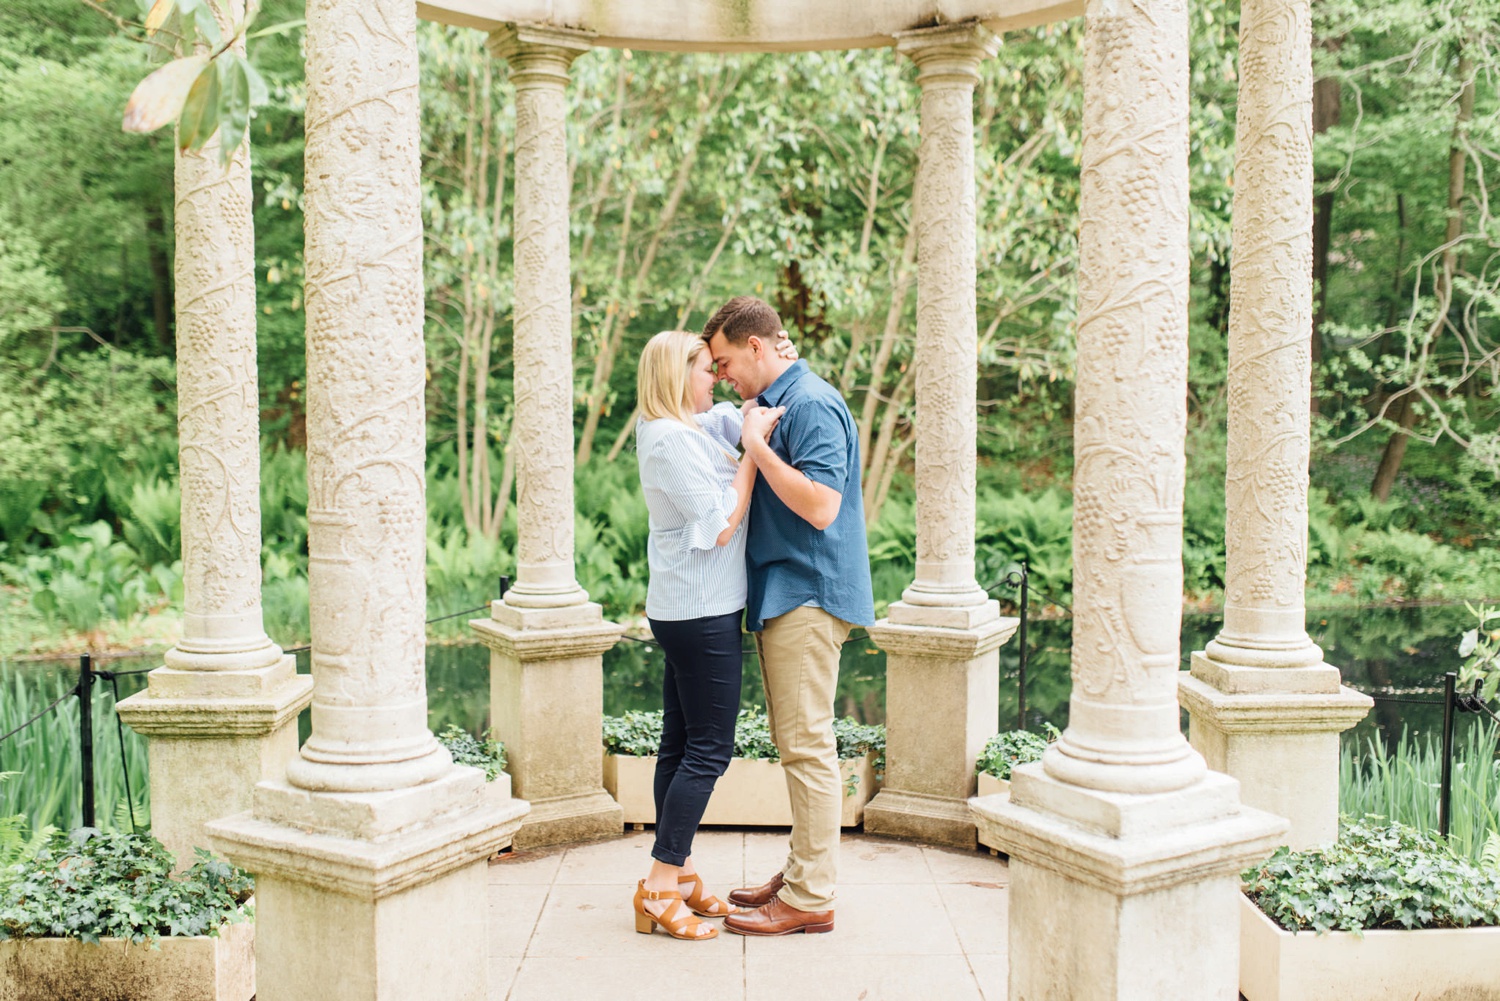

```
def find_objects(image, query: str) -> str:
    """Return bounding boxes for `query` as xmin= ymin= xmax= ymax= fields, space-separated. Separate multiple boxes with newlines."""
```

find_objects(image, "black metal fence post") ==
xmin=78 ymin=652 xmax=95 ymax=829
xmin=1016 ymin=562 xmax=1029 ymax=732
xmin=1439 ymin=670 xmax=1456 ymax=839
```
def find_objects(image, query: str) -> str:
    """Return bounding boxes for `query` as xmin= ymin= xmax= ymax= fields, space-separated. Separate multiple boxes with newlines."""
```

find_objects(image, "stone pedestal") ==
xmin=209 ymin=768 xmax=525 ymax=1001
xmin=472 ymin=601 xmax=623 ymax=848
xmin=975 ymin=768 xmax=1285 ymax=999
xmin=1180 ymin=660 xmax=1371 ymax=849
xmin=1180 ymin=0 xmax=1369 ymax=849
xmin=117 ymin=658 xmax=310 ymax=867
xmin=865 ymin=610 xmax=1016 ymax=848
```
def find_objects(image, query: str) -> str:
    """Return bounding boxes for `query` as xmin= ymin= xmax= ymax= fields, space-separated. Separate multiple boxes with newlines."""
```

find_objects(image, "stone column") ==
xmin=1179 ymin=0 xmax=1369 ymax=849
xmin=972 ymin=1 xmax=1286 ymax=995
xmin=117 ymin=0 xmax=311 ymax=870
xmin=210 ymin=4 xmax=525 ymax=998
xmin=470 ymin=23 xmax=623 ymax=850
xmin=865 ymin=22 xmax=1017 ymax=850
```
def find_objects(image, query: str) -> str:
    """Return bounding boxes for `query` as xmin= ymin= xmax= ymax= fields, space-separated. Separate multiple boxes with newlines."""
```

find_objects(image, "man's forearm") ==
xmin=742 ymin=436 xmax=841 ymax=530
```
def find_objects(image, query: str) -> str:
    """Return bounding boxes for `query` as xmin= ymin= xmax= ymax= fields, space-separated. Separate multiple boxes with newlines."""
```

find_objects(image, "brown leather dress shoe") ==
xmin=723 ymin=896 xmax=834 ymax=936
xmin=727 ymin=871 xmax=784 ymax=908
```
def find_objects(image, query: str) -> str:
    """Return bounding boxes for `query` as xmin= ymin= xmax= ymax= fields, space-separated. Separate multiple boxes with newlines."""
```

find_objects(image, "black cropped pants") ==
xmin=646 ymin=609 xmax=743 ymax=866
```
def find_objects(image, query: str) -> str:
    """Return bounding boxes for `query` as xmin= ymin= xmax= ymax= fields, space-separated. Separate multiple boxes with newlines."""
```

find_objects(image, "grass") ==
xmin=0 ymin=668 xmax=150 ymax=837
xmin=1340 ymin=719 xmax=1500 ymax=863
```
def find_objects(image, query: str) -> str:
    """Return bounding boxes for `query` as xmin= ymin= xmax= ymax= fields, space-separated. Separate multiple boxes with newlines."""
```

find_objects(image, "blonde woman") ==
xmin=630 ymin=329 xmax=790 ymax=941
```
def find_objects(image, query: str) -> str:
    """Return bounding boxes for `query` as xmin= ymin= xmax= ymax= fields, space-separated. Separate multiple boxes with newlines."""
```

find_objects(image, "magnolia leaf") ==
xmin=122 ymin=54 xmax=208 ymax=134
xmin=216 ymin=58 xmax=252 ymax=165
xmin=143 ymin=0 xmax=173 ymax=35
xmin=1459 ymin=628 xmax=1479 ymax=658
xmin=177 ymin=61 xmax=221 ymax=151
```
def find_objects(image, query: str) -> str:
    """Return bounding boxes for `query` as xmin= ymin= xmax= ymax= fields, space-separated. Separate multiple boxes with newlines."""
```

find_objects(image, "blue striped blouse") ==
xmin=636 ymin=402 xmax=748 ymax=621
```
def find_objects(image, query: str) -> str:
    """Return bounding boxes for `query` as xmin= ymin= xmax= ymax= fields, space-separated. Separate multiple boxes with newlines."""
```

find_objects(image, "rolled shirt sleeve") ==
xmin=648 ymin=431 xmax=738 ymax=552
xmin=695 ymin=400 xmax=744 ymax=449
xmin=784 ymin=397 xmax=850 ymax=491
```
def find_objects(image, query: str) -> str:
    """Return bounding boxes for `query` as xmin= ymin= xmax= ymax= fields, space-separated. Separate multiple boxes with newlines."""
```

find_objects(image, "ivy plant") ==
xmin=1242 ymin=819 xmax=1500 ymax=934
xmin=436 ymin=724 xmax=507 ymax=781
xmin=976 ymin=724 xmax=1061 ymax=780
xmin=601 ymin=709 xmax=884 ymax=765
xmin=0 ymin=829 xmax=253 ymax=944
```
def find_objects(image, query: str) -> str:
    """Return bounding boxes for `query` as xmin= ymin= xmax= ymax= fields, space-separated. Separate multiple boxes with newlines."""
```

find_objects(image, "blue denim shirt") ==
xmin=745 ymin=360 xmax=875 ymax=633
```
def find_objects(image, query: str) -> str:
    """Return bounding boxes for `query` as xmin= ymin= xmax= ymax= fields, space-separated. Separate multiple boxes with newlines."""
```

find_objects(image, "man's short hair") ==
xmin=703 ymin=295 xmax=782 ymax=346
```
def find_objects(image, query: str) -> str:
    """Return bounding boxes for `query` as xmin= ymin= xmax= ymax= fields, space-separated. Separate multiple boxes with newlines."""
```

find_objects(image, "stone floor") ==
xmin=486 ymin=829 xmax=1011 ymax=1001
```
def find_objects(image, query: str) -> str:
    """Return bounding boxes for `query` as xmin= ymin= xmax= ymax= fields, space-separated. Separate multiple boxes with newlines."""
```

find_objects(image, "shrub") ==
xmin=1242 ymin=819 xmax=1500 ymax=934
xmin=975 ymin=724 xmax=1060 ymax=780
xmin=435 ymin=723 xmax=507 ymax=780
xmin=0 ymin=830 xmax=252 ymax=944
xmin=601 ymin=709 xmax=883 ymax=763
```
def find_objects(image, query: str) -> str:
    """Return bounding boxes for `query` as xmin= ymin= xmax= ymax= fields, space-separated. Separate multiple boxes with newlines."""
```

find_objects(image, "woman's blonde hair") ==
xmin=637 ymin=330 xmax=707 ymax=429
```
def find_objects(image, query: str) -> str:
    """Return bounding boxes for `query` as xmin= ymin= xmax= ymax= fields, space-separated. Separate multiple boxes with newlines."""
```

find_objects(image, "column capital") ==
xmin=487 ymin=22 xmax=595 ymax=73
xmin=895 ymin=21 xmax=999 ymax=83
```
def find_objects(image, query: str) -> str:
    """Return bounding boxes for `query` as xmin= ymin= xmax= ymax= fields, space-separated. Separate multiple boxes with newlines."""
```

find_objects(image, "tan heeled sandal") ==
xmin=678 ymin=872 xmax=740 ymax=918
xmin=633 ymin=881 xmax=718 ymax=940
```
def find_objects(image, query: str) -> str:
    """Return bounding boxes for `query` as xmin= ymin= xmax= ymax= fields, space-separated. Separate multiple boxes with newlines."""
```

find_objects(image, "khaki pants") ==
xmin=753 ymin=604 xmax=851 ymax=911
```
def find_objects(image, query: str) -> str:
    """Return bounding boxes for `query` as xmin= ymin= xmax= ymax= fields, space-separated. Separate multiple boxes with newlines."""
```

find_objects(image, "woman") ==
xmin=630 ymin=329 xmax=787 ymax=941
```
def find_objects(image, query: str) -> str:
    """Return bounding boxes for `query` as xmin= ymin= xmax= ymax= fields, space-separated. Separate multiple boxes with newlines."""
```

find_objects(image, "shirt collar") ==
xmin=757 ymin=359 xmax=808 ymax=408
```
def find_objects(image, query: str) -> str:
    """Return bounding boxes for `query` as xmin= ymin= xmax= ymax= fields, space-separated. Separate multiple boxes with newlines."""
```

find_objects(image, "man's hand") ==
xmin=741 ymin=405 xmax=785 ymax=444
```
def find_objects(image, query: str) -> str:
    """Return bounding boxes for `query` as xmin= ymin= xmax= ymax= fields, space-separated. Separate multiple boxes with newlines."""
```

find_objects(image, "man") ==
xmin=703 ymin=295 xmax=875 ymax=936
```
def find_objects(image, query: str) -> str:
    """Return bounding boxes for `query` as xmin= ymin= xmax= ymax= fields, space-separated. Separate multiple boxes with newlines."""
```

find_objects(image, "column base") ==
xmin=972 ymin=764 xmax=1286 ymax=1000
xmin=116 ymin=655 xmax=313 ymax=867
xmin=510 ymin=789 xmax=624 ymax=850
xmin=1181 ymin=655 xmax=1372 ymax=849
xmin=864 ymin=608 xmax=1018 ymax=849
xmin=471 ymin=599 xmax=624 ymax=849
xmin=208 ymin=767 xmax=526 ymax=1001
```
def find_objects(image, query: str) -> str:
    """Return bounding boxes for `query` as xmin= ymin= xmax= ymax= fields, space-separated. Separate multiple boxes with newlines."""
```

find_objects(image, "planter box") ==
xmin=976 ymin=773 xmax=1010 ymax=799
xmin=1239 ymin=892 xmax=1500 ymax=1001
xmin=603 ymin=752 xmax=878 ymax=827
xmin=0 ymin=915 xmax=253 ymax=1001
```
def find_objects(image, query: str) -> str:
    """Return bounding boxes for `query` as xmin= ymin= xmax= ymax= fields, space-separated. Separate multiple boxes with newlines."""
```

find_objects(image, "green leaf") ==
xmin=177 ymin=61 xmax=221 ymax=152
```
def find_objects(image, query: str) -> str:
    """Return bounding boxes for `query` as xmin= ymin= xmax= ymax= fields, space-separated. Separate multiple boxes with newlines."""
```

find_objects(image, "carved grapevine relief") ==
xmin=173 ymin=0 xmax=268 ymax=646
xmin=1070 ymin=0 xmax=1191 ymax=704
xmin=302 ymin=0 xmax=427 ymax=707
xmin=1224 ymin=0 xmax=1315 ymax=622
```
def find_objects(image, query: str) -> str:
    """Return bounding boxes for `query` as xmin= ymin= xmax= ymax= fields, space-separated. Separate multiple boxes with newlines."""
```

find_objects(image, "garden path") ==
xmin=485 ymin=830 xmax=1011 ymax=1000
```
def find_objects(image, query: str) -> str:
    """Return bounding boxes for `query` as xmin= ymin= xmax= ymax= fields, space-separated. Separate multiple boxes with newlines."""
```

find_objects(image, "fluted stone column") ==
xmin=1179 ymin=0 xmax=1369 ymax=850
xmin=470 ymin=23 xmax=623 ymax=850
xmin=117 ymin=0 xmax=311 ymax=870
xmin=210 ymin=4 xmax=526 ymax=998
xmin=865 ymin=22 xmax=1017 ymax=850
xmin=972 ymin=1 xmax=1286 ymax=995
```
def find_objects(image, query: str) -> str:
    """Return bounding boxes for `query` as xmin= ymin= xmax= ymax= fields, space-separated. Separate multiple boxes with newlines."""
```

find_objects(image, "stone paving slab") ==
xmin=486 ymin=830 xmax=1011 ymax=1001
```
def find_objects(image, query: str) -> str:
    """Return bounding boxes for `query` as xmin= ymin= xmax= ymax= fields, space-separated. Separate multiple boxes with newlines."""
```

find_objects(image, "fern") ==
xmin=1482 ymin=832 xmax=1500 ymax=871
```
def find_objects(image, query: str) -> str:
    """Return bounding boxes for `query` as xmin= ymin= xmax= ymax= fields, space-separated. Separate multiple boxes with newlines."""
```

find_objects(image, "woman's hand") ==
xmin=740 ymin=405 xmax=785 ymax=446
xmin=773 ymin=330 xmax=798 ymax=361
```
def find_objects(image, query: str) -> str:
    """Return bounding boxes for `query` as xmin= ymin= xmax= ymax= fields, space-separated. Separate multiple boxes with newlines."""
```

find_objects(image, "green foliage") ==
xmin=601 ymin=709 xmax=883 ymax=764
xmin=435 ymin=724 xmax=507 ymax=781
xmin=0 ymin=830 xmax=251 ymax=944
xmin=0 ymin=774 xmax=54 ymax=893
xmin=1243 ymin=819 xmax=1500 ymax=934
xmin=975 ymin=724 xmax=1061 ymax=780
xmin=12 ymin=523 xmax=176 ymax=634
xmin=1339 ymin=722 xmax=1500 ymax=863
xmin=1458 ymin=603 xmax=1500 ymax=702
xmin=0 ymin=670 xmax=151 ymax=837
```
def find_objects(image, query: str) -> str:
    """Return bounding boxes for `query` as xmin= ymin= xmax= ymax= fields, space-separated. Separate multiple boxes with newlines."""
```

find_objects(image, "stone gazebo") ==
xmin=116 ymin=0 xmax=1371 ymax=997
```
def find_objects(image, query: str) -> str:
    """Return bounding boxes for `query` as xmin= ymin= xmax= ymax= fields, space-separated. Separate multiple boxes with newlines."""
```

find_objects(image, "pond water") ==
xmin=3 ymin=603 xmax=1485 ymax=755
